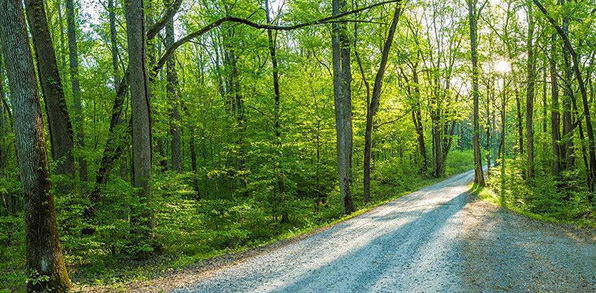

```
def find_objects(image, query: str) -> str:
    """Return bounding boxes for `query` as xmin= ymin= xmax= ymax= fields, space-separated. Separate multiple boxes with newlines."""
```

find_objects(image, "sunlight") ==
xmin=494 ymin=60 xmax=512 ymax=74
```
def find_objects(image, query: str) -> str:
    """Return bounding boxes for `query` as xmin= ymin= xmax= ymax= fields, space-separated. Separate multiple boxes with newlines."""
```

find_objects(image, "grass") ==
xmin=473 ymin=181 xmax=596 ymax=230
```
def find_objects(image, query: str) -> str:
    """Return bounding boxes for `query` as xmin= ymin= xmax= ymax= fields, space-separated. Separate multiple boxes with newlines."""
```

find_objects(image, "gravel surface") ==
xmin=171 ymin=170 xmax=596 ymax=293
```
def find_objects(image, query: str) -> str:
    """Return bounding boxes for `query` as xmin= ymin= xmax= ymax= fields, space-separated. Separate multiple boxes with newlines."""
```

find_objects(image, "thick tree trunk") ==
xmin=468 ymin=0 xmax=485 ymax=186
xmin=124 ymin=0 xmax=154 ymax=241
xmin=0 ymin=0 xmax=71 ymax=290
xmin=526 ymin=2 xmax=536 ymax=180
xmin=332 ymin=0 xmax=354 ymax=214
xmin=363 ymin=1 xmax=403 ymax=202
xmin=25 ymin=0 xmax=75 ymax=176
xmin=165 ymin=0 xmax=181 ymax=171
xmin=66 ymin=0 xmax=87 ymax=180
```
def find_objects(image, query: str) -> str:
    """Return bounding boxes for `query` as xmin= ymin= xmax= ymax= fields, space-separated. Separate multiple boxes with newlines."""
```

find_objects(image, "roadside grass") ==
xmin=1 ymin=151 xmax=474 ymax=292
xmin=470 ymin=177 xmax=596 ymax=230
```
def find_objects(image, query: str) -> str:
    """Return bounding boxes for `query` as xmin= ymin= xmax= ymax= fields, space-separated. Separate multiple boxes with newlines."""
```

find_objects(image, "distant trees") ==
xmin=0 ymin=0 xmax=71 ymax=290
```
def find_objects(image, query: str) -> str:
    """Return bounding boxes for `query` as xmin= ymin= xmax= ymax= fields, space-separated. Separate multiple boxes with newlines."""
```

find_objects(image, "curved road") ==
xmin=172 ymin=170 xmax=596 ymax=293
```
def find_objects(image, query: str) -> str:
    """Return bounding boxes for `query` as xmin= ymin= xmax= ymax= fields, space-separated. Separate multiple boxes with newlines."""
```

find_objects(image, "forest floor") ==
xmin=82 ymin=170 xmax=596 ymax=292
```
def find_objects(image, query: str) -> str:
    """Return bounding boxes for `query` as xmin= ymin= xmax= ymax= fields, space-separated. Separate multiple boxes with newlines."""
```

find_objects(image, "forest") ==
xmin=0 ymin=0 xmax=595 ymax=291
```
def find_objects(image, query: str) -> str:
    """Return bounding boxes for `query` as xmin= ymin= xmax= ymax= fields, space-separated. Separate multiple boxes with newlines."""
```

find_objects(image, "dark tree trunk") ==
xmin=363 ymin=1 xmax=403 ymax=202
xmin=468 ymin=0 xmax=485 ymax=186
xmin=265 ymin=0 xmax=288 ymax=222
xmin=0 ymin=0 xmax=71 ymax=290
xmin=124 ymin=0 xmax=154 ymax=241
xmin=25 ymin=0 xmax=76 ymax=176
xmin=411 ymin=69 xmax=427 ymax=173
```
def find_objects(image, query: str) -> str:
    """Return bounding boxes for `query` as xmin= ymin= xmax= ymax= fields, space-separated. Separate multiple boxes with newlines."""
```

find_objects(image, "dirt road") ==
xmin=171 ymin=170 xmax=596 ymax=292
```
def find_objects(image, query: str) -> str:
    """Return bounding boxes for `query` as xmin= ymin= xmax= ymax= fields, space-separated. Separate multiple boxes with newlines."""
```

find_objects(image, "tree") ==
xmin=331 ymin=0 xmax=355 ymax=214
xmin=265 ymin=0 xmax=288 ymax=222
xmin=0 ymin=0 xmax=71 ymax=290
xmin=525 ymin=0 xmax=536 ymax=180
xmin=66 ymin=0 xmax=87 ymax=180
xmin=165 ymin=0 xmax=181 ymax=171
xmin=467 ymin=0 xmax=485 ymax=186
xmin=124 ymin=0 xmax=154 ymax=242
xmin=363 ymin=0 xmax=404 ymax=203
xmin=24 ymin=0 xmax=75 ymax=176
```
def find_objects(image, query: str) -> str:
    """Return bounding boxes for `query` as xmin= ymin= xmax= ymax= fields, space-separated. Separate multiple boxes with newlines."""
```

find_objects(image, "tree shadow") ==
xmin=270 ymin=191 xmax=471 ymax=293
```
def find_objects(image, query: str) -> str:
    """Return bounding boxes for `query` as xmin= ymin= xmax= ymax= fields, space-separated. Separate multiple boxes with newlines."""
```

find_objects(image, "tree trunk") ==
xmin=468 ymin=0 xmax=485 ymax=186
xmin=0 ymin=0 xmax=71 ymax=290
xmin=165 ymin=0 xmax=181 ymax=171
xmin=124 ymin=0 xmax=154 ymax=242
xmin=526 ymin=1 xmax=536 ymax=180
xmin=66 ymin=0 xmax=87 ymax=180
xmin=363 ymin=1 xmax=403 ymax=202
xmin=24 ymin=0 xmax=75 ymax=176
xmin=411 ymin=70 xmax=427 ymax=173
xmin=265 ymin=0 xmax=288 ymax=222
xmin=550 ymin=34 xmax=562 ymax=175
xmin=515 ymin=85 xmax=524 ymax=154
xmin=331 ymin=0 xmax=354 ymax=214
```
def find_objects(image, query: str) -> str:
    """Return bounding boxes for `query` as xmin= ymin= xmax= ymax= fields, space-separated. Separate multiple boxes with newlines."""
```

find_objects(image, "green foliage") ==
xmin=486 ymin=158 xmax=596 ymax=228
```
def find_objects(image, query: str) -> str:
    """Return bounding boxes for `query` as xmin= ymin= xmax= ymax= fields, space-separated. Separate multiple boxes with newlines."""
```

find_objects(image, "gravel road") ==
xmin=172 ymin=170 xmax=596 ymax=293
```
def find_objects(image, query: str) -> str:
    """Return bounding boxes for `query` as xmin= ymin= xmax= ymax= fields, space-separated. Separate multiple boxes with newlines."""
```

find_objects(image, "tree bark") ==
xmin=0 ymin=0 xmax=71 ymax=290
xmin=332 ymin=0 xmax=354 ymax=214
xmin=66 ymin=0 xmax=87 ymax=180
xmin=468 ymin=0 xmax=485 ymax=186
xmin=24 ymin=0 xmax=75 ymax=176
xmin=124 ymin=0 xmax=154 ymax=241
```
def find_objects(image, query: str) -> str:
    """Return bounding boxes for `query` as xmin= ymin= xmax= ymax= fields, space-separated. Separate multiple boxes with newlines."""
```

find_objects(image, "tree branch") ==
xmin=153 ymin=0 xmax=400 ymax=72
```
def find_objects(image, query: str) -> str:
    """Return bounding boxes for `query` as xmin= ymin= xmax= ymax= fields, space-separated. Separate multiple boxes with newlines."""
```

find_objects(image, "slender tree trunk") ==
xmin=189 ymin=126 xmax=199 ymax=199
xmin=363 ymin=1 xmax=403 ymax=202
xmin=468 ymin=0 xmax=485 ymax=186
xmin=550 ymin=34 xmax=562 ymax=175
xmin=515 ymin=85 xmax=524 ymax=154
xmin=412 ymin=69 xmax=427 ymax=173
xmin=124 ymin=0 xmax=154 ymax=243
xmin=24 ymin=0 xmax=75 ymax=176
xmin=265 ymin=0 xmax=288 ymax=222
xmin=526 ymin=1 xmax=536 ymax=180
xmin=331 ymin=0 xmax=354 ymax=214
xmin=486 ymin=83 xmax=491 ymax=172
xmin=165 ymin=0 xmax=181 ymax=171
xmin=0 ymin=0 xmax=71 ymax=290
xmin=66 ymin=0 xmax=87 ymax=180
